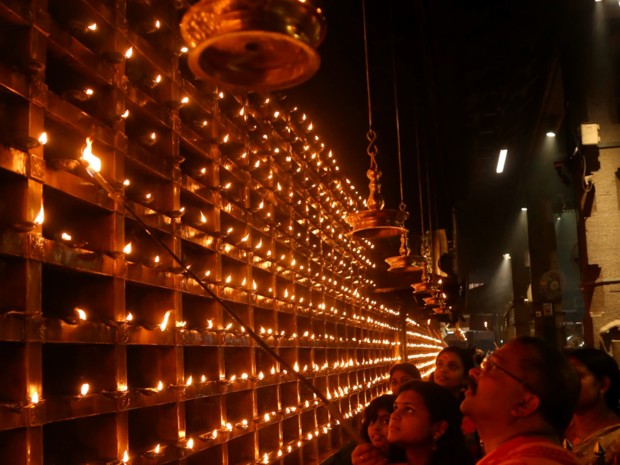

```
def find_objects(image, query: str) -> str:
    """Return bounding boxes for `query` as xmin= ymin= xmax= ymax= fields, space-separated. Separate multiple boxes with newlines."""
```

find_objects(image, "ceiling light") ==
xmin=546 ymin=131 xmax=556 ymax=137
xmin=503 ymin=253 xmax=511 ymax=260
xmin=521 ymin=207 xmax=527 ymax=211
xmin=496 ymin=149 xmax=508 ymax=174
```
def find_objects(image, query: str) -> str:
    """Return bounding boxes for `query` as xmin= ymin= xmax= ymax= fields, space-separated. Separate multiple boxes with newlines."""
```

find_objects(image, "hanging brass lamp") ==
xmin=345 ymin=0 xmax=407 ymax=240
xmin=385 ymin=233 xmax=426 ymax=272
xmin=345 ymin=153 xmax=409 ymax=239
xmin=180 ymin=0 xmax=326 ymax=91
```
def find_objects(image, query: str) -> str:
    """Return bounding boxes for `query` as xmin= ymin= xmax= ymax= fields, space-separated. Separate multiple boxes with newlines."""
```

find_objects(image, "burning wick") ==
xmin=38 ymin=132 xmax=48 ymax=145
xmin=80 ymin=383 xmax=90 ymax=396
xmin=122 ymin=450 xmax=129 ymax=463
xmin=159 ymin=310 xmax=172 ymax=330
xmin=34 ymin=206 xmax=44 ymax=225
xmin=186 ymin=438 xmax=194 ymax=449
xmin=61 ymin=232 xmax=72 ymax=241
xmin=30 ymin=390 xmax=40 ymax=404
xmin=125 ymin=47 xmax=133 ymax=59
xmin=123 ymin=242 xmax=132 ymax=254
xmin=75 ymin=308 xmax=87 ymax=320
xmin=81 ymin=137 xmax=101 ymax=173
xmin=156 ymin=381 xmax=163 ymax=392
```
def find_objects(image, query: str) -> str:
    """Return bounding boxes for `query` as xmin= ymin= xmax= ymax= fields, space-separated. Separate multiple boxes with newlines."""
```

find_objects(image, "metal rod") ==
xmin=83 ymin=164 xmax=364 ymax=444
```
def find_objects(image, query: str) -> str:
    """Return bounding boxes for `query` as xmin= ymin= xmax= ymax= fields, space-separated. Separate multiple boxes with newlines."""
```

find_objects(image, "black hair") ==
xmin=397 ymin=381 xmax=473 ymax=465
xmin=360 ymin=394 xmax=396 ymax=442
xmin=512 ymin=336 xmax=580 ymax=435
xmin=566 ymin=347 xmax=620 ymax=415
xmin=390 ymin=362 xmax=421 ymax=380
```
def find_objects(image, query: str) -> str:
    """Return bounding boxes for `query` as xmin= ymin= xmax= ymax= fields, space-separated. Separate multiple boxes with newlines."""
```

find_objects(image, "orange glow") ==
xmin=34 ymin=206 xmax=44 ymax=225
xmin=81 ymin=138 xmax=101 ymax=173
xmin=80 ymin=383 xmax=89 ymax=396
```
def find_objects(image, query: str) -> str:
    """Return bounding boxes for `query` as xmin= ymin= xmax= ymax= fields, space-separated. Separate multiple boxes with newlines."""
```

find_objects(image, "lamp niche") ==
xmin=345 ymin=0 xmax=408 ymax=240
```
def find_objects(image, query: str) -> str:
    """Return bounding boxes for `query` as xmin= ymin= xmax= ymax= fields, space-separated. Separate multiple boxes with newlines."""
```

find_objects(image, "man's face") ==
xmin=461 ymin=341 xmax=533 ymax=426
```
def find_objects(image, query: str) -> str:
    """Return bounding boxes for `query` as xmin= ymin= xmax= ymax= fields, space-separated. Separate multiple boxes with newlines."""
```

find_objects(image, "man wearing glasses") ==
xmin=461 ymin=336 xmax=581 ymax=465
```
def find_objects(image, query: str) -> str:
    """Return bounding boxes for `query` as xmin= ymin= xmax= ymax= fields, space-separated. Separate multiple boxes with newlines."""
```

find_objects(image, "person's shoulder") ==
xmin=481 ymin=438 xmax=579 ymax=465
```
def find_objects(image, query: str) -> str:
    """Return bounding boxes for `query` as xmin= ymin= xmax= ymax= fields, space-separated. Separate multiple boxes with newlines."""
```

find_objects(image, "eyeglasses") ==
xmin=480 ymin=353 xmax=537 ymax=395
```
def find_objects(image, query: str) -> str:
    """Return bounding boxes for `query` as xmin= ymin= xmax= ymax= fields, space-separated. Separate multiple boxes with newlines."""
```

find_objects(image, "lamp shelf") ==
xmin=0 ymin=1 xmax=443 ymax=463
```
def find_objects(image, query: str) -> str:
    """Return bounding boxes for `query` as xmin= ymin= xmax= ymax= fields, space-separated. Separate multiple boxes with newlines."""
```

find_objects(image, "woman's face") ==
xmin=570 ymin=358 xmax=605 ymax=413
xmin=389 ymin=390 xmax=439 ymax=447
xmin=434 ymin=351 xmax=466 ymax=393
xmin=390 ymin=369 xmax=416 ymax=394
xmin=367 ymin=408 xmax=391 ymax=452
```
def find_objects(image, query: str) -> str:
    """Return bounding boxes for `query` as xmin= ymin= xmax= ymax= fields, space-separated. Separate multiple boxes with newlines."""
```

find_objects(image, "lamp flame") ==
xmin=34 ymin=206 xmax=44 ymax=225
xmin=123 ymin=242 xmax=132 ymax=254
xmin=125 ymin=47 xmax=133 ymax=59
xmin=156 ymin=381 xmax=163 ymax=391
xmin=81 ymin=137 xmax=101 ymax=173
xmin=38 ymin=132 xmax=48 ymax=145
xmin=80 ymin=383 xmax=90 ymax=396
xmin=75 ymin=308 xmax=87 ymax=320
xmin=159 ymin=310 xmax=172 ymax=330
xmin=122 ymin=450 xmax=129 ymax=463
xmin=30 ymin=389 xmax=39 ymax=404
xmin=199 ymin=211 xmax=207 ymax=223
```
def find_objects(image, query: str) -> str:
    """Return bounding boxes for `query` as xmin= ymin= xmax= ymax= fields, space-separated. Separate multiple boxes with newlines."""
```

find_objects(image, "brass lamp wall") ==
xmin=0 ymin=1 xmax=442 ymax=464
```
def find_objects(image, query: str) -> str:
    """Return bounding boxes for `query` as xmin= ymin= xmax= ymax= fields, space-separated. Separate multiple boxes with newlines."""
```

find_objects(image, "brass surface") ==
xmin=345 ymin=208 xmax=408 ymax=239
xmin=180 ymin=0 xmax=326 ymax=91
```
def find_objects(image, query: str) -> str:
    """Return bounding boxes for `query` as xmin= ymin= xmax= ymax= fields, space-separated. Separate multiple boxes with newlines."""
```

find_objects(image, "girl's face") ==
xmin=390 ymin=369 xmax=416 ymax=394
xmin=367 ymin=408 xmax=391 ymax=452
xmin=389 ymin=390 xmax=442 ymax=447
xmin=434 ymin=351 xmax=466 ymax=393
xmin=570 ymin=358 xmax=605 ymax=413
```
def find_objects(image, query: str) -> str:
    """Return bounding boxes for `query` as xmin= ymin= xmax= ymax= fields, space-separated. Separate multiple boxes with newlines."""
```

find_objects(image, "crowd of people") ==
xmin=326 ymin=336 xmax=620 ymax=465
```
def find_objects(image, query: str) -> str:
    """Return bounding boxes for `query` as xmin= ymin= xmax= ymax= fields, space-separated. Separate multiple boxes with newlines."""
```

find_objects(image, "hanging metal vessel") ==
xmin=180 ymin=0 xmax=326 ymax=91
xmin=411 ymin=279 xmax=441 ymax=296
xmin=346 ymin=167 xmax=408 ymax=239
xmin=385 ymin=233 xmax=426 ymax=272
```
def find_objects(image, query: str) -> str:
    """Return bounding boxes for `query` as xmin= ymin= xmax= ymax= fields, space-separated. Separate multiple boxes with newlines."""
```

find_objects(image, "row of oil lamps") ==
xmin=65 ymin=306 xmax=411 ymax=344
xmin=34 ymin=133 xmax=380 ymax=303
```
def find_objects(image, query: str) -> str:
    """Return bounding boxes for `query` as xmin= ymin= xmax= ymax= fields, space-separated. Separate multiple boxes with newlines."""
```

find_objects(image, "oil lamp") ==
xmin=345 ymin=0 xmax=406 ymax=239
xmin=179 ymin=0 xmax=326 ymax=91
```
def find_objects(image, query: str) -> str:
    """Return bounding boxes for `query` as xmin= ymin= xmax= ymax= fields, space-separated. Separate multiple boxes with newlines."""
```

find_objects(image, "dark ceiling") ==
xmin=287 ymin=0 xmax=570 ymax=280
